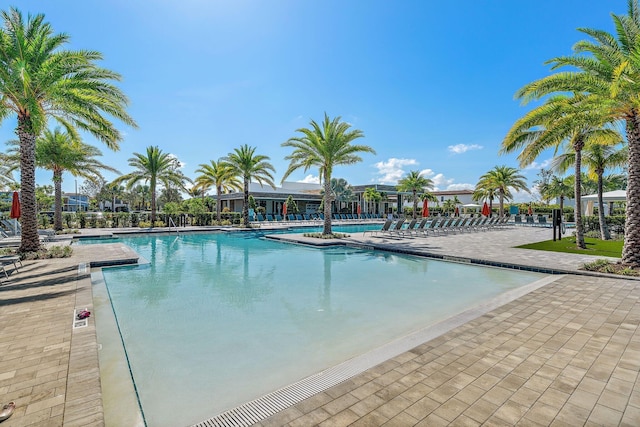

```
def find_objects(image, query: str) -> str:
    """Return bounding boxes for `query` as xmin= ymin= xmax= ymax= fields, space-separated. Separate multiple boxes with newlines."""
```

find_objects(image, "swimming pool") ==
xmin=95 ymin=232 xmax=545 ymax=427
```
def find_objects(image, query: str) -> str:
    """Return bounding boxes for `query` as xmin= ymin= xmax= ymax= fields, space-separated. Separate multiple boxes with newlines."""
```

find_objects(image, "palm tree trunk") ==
xmin=412 ymin=190 xmax=417 ymax=219
xmin=150 ymin=181 xmax=157 ymax=224
xmin=623 ymin=112 xmax=640 ymax=267
xmin=17 ymin=117 xmax=41 ymax=253
xmin=499 ymin=192 xmax=504 ymax=218
xmin=53 ymin=169 xmax=63 ymax=232
xmin=242 ymin=177 xmax=249 ymax=227
xmin=489 ymin=199 xmax=493 ymax=218
xmin=216 ymin=185 xmax=222 ymax=223
xmin=596 ymin=171 xmax=610 ymax=240
xmin=323 ymin=172 xmax=332 ymax=235
xmin=574 ymin=141 xmax=586 ymax=249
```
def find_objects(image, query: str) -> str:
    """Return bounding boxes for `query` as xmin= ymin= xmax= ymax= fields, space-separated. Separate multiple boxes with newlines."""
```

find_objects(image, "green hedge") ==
xmin=582 ymin=215 xmax=626 ymax=234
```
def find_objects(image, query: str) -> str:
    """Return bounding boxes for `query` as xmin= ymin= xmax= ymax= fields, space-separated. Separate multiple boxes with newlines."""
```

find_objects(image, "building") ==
xmin=62 ymin=193 xmax=89 ymax=212
xmin=219 ymin=182 xmax=416 ymax=215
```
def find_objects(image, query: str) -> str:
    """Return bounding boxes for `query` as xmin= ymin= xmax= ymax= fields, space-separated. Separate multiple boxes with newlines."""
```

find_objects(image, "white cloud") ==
xmin=419 ymin=168 xmax=435 ymax=177
xmin=167 ymin=153 xmax=185 ymax=169
xmin=510 ymin=187 xmax=536 ymax=203
xmin=431 ymin=173 xmax=454 ymax=191
xmin=448 ymin=144 xmax=483 ymax=154
xmin=446 ymin=183 xmax=475 ymax=191
xmin=524 ymin=158 xmax=552 ymax=170
xmin=297 ymin=174 xmax=320 ymax=184
xmin=373 ymin=158 xmax=418 ymax=184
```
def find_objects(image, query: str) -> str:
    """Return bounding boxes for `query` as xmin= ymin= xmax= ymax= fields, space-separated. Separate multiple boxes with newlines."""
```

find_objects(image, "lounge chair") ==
xmin=399 ymin=218 xmax=418 ymax=237
xmin=0 ymin=255 xmax=22 ymax=279
xmin=514 ymin=215 xmax=523 ymax=226
xmin=411 ymin=218 xmax=429 ymax=236
xmin=364 ymin=219 xmax=393 ymax=236
xmin=386 ymin=218 xmax=406 ymax=236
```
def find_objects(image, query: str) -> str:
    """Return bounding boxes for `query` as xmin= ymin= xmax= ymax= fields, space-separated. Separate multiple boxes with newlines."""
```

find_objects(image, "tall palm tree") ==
xmin=539 ymin=175 xmax=573 ymax=219
xmin=477 ymin=166 xmax=529 ymax=218
xmin=553 ymin=143 xmax=627 ymax=240
xmin=223 ymin=145 xmax=276 ymax=227
xmin=282 ymin=114 xmax=375 ymax=235
xmin=112 ymin=146 xmax=188 ymax=224
xmin=6 ymin=128 xmax=120 ymax=231
xmin=194 ymin=160 xmax=241 ymax=223
xmin=501 ymin=93 xmax=611 ymax=249
xmin=511 ymin=0 xmax=640 ymax=264
xmin=0 ymin=8 xmax=136 ymax=252
xmin=397 ymin=170 xmax=434 ymax=219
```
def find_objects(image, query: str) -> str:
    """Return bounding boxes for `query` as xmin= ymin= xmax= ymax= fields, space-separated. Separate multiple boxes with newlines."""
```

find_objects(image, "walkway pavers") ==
xmin=0 ymin=226 xmax=639 ymax=426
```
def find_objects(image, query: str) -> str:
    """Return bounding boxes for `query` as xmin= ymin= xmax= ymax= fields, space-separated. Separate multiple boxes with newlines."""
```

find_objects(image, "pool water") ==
xmin=97 ymin=232 xmax=544 ymax=427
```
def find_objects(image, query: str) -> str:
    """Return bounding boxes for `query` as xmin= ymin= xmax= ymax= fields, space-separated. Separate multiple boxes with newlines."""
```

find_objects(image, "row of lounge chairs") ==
xmin=513 ymin=215 xmax=551 ymax=227
xmin=365 ymin=216 xmax=512 ymax=238
xmin=251 ymin=213 xmax=386 ymax=223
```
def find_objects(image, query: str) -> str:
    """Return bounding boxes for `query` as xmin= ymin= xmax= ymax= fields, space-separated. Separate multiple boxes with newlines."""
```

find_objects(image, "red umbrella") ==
xmin=481 ymin=201 xmax=490 ymax=217
xmin=9 ymin=191 xmax=20 ymax=219
xmin=422 ymin=201 xmax=429 ymax=217
xmin=454 ymin=206 xmax=459 ymax=217
xmin=357 ymin=204 xmax=361 ymax=216
xmin=282 ymin=202 xmax=287 ymax=217
xmin=528 ymin=204 xmax=533 ymax=215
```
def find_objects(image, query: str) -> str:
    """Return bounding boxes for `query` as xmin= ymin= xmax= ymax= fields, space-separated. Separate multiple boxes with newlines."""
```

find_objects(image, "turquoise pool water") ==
xmin=96 ymin=232 xmax=544 ymax=427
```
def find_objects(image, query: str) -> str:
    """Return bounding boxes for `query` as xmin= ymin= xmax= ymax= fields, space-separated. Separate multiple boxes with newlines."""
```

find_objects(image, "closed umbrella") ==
xmin=454 ymin=206 xmax=459 ymax=217
xmin=422 ymin=201 xmax=429 ymax=217
xmin=357 ymin=204 xmax=361 ymax=216
xmin=9 ymin=191 xmax=20 ymax=236
xmin=282 ymin=202 xmax=287 ymax=217
xmin=482 ymin=201 xmax=490 ymax=217
xmin=9 ymin=192 xmax=20 ymax=219
xmin=528 ymin=204 xmax=533 ymax=216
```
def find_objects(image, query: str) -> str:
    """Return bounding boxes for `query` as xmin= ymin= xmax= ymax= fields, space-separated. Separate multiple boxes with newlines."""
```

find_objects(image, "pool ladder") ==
xmin=168 ymin=217 xmax=178 ymax=233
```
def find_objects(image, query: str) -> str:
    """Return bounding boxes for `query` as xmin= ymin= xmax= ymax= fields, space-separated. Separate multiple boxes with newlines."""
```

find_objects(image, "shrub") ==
xmin=77 ymin=212 xmax=86 ymax=228
xmin=21 ymin=245 xmax=73 ymax=260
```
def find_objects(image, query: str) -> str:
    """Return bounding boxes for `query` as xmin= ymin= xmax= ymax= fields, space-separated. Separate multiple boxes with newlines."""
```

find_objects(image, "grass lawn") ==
xmin=516 ymin=237 xmax=622 ymax=258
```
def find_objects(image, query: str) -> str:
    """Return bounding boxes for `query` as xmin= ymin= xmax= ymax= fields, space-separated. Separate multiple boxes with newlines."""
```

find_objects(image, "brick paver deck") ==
xmin=0 ymin=226 xmax=638 ymax=427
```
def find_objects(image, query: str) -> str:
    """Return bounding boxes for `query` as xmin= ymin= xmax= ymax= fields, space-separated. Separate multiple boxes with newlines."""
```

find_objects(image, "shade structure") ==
xmin=422 ymin=202 xmax=429 ymax=217
xmin=282 ymin=203 xmax=287 ymax=216
xmin=481 ymin=201 xmax=490 ymax=217
xmin=9 ymin=191 xmax=20 ymax=219
xmin=357 ymin=204 xmax=361 ymax=215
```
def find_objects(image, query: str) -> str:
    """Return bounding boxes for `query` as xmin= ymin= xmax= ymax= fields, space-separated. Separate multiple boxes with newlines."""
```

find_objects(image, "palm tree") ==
xmin=194 ymin=160 xmax=241 ymax=223
xmin=553 ymin=143 xmax=627 ymax=240
xmin=362 ymin=187 xmax=381 ymax=215
xmin=397 ymin=170 xmax=434 ymax=219
xmin=0 ymin=8 xmax=136 ymax=252
xmin=112 ymin=146 xmax=188 ymax=224
xmin=477 ymin=166 xmax=529 ymax=218
xmin=282 ymin=114 xmax=375 ymax=235
xmin=6 ymin=128 xmax=119 ymax=231
xmin=472 ymin=185 xmax=496 ymax=217
xmin=510 ymin=0 xmax=640 ymax=264
xmin=501 ymin=93 xmax=610 ymax=249
xmin=223 ymin=145 xmax=276 ymax=227
xmin=539 ymin=175 xmax=573 ymax=219
xmin=129 ymin=185 xmax=150 ymax=211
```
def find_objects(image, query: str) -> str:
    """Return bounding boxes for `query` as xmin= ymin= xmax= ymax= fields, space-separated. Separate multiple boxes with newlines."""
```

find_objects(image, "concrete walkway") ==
xmin=0 ymin=225 xmax=638 ymax=426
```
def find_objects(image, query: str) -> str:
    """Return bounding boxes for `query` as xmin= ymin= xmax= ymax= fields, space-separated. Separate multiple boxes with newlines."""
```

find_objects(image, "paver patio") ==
xmin=0 ymin=225 xmax=638 ymax=427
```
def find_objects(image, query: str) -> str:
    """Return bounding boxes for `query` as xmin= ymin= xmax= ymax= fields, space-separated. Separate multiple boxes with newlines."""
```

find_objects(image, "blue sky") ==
xmin=0 ymin=1 xmax=622 ymax=200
